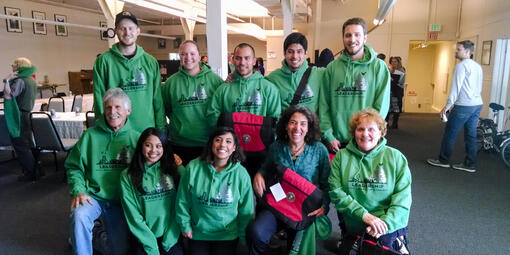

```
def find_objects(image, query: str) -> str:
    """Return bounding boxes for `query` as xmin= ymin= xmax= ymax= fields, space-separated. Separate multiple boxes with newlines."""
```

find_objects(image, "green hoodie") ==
xmin=93 ymin=43 xmax=166 ymax=133
xmin=328 ymin=138 xmax=412 ymax=235
xmin=175 ymin=158 xmax=254 ymax=242
xmin=120 ymin=163 xmax=185 ymax=255
xmin=4 ymin=66 xmax=37 ymax=138
xmin=66 ymin=117 xmax=139 ymax=202
xmin=319 ymin=45 xmax=390 ymax=143
xmin=162 ymin=63 xmax=224 ymax=146
xmin=266 ymin=60 xmax=323 ymax=113
xmin=207 ymin=71 xmax=281 ymax=125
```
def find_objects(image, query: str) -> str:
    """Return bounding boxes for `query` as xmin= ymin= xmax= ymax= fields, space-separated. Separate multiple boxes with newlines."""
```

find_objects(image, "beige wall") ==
xmin=0 ymin=0 xmax=109 ymax=94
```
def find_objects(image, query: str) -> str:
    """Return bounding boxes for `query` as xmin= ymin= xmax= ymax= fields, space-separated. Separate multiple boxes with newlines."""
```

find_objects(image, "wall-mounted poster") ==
xmin=481 ymin=40 xmax=492 ymax=65
xmin=32 ymin=11 xmax=46 ymax=35
xmin=5 ymin=7 xmax=22 ymax=33
xmin=55 ymin=14 xmax=67 ymax=36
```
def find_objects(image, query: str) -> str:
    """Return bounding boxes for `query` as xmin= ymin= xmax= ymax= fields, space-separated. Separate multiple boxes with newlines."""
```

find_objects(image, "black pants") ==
xmin=189 ymin=239 xmax=238 ymax=255
xmin=11 ymin=111 xmax=36 ymax=177
xmin=338 ymin=227 xmax=409 ymax=254
xmin=135 ymin=237 xmax=184 ymax=255
xmin=172 ymin=144 xmax=204 ymax=166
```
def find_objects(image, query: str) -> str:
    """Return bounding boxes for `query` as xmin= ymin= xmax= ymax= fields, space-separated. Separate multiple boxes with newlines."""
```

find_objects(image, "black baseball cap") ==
xmin=115 ymin=11 xmax=138 ymax=27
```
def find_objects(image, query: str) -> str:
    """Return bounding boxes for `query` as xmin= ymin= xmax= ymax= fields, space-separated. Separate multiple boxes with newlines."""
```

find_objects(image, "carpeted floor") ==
xmin=0 ymin=113 xmax=509 ymax=255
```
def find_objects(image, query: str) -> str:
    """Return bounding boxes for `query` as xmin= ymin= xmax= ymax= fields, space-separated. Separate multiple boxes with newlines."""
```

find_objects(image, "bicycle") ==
xmin=477 ymin=103 xmax=510 ymax=167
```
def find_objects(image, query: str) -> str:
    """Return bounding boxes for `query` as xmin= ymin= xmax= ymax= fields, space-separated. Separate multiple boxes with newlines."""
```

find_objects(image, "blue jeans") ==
xmin=247 ymin=210 xmax=296 ymax=255
xmin=69 ymin=196 xmax=129 ymax=255
xmin=439 ymin=105 xmax=482 ymax=167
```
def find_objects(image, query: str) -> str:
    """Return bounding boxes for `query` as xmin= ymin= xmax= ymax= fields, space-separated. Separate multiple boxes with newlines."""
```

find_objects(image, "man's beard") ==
xmin=344 ymin=45 xmax=363 ymax=57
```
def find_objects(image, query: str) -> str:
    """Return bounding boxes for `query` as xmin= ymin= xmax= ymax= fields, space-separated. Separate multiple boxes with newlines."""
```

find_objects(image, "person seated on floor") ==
xmin=249 ymin=105 xmax=331 ymax=255
xmin=66 ymin=88 xmax=140 ymax=255
xmin=2 ymin=57 xmax=38 ymax=181
xmin=175 ymin=126 xmax=254 ymax=255
xmin=120 ymin=127 xmax=185 ymax=255
xmin=329 ymin=108 xmax=412 ymax=254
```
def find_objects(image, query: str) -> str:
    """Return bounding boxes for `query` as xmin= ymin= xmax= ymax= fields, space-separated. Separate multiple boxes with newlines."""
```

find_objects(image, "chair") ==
xmin=85 ymin=111 xmax=96 ymax=128
xmin=0 ymin=114 xmax=16 ymax=163
xmin=30 ymin=112 xmax=78 ymax=175
xmin=71 ymin=94 xmax=83 ymax=112
xmin=48 ymin=96 xmax=65 ymax=112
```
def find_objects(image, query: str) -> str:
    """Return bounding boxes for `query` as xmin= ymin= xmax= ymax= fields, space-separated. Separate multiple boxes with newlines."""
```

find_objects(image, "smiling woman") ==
xmin=329 ymin=108 xmax=412 ymax=254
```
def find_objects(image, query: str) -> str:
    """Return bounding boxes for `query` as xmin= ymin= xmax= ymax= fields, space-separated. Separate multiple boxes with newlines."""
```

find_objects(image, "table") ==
xmin=49 ymin=112 xmax=86 ymax=139
xmin=32 ymin=94 xmax=94 ymax=112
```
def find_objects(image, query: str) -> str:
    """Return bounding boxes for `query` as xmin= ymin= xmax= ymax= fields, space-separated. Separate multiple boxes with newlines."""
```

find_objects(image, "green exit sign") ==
xmin=429 ymin=24 xmax=441 ymax=32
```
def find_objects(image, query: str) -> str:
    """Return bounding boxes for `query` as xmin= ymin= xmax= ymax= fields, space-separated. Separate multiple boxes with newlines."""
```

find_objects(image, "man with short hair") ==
xmin=162 ymin=40 xmax=224 ymax=165
xmin=66 ymin=88 xmax=140 ymax=255
xmin=427 ymin=40 xmax=483 ymax=172
xmin=319 ymin=17 xmax=390 ymax=152
xmin=266 ymin=32 xmax=322 ymax=113
xmin=93 ymin=11 xmax=165 ymax=133
xmin=208 ymin=43 xmax=281 ymax=177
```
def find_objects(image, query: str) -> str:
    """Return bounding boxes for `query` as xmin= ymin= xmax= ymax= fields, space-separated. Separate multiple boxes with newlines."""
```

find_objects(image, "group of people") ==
xmin=2 ymin=11 xmax=416 ymax=255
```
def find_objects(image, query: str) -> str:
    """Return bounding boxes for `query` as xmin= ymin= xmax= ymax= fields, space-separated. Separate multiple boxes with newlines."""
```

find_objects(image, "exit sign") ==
xmin=429 ymin=24 xmax=441 ymax=32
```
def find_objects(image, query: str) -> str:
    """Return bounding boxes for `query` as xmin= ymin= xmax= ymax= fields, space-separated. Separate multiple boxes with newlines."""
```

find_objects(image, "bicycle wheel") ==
xmin=501 ymin=138 xmax=510 ymax=168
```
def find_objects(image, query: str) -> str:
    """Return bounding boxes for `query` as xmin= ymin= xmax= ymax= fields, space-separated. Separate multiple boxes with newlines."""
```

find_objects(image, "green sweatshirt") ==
xmin=319 ymin=45 xmax=390 ymax=143
xmin=207 ymin=71 xmax=281 ymax=125
xmin=266 ymin=60 xmax=323 ymax=113
xmin=66 ymin=117 xmax=139 ymax=202
xmin=162 ymin=63 xmax=224 ymax=146
xmin=4 ymin=66 xmax=37 ymax=138
xmin=328 ymin=138 xmax=412 ymax=235
xmin=120 ymin=163 xmax=186 ymax=255
xmin=93 ymin=43 xmax=166 ymax=133
xmin=175 ymin=158 xmax=254 ymax=242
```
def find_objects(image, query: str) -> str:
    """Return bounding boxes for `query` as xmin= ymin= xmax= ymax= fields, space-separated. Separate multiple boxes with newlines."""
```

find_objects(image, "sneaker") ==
xmin=427 ymin=159 xmax=450 ymax=168
xmin=452 ymin=163 xmax=476 ymax=173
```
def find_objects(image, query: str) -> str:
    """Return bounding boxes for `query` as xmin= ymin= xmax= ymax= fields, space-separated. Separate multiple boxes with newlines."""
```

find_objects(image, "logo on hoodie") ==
xmin=233 ymin=90 xmax=262 ymax=111
xmin=96 ymin=147 xmax=131 ymax=170
xmin=335 ymin=73 xmax=367 ymax=96
xmin=197 ymin=183 xmax=234 ymax=207
xmin=348 ymin=163 xmax=388 ymax=191
xmin=141 ymin=175 xmax=176 ymax=200
xmin=119 ymin=67 xmax=147 ymax=91
xmin=178 ymin=85 xmax=208 ymax=106
xmin=285 ymin=85 xmax=314 ymax=105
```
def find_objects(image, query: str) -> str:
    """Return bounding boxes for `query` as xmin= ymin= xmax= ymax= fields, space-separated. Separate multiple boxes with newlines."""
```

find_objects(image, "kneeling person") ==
xmin=66 ymin=88 xmax=140 ymax=255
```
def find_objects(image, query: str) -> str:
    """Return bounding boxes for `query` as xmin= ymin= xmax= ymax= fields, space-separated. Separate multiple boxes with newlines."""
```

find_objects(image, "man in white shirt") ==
xmin=427 ymin=40 xmax=483 ymax=172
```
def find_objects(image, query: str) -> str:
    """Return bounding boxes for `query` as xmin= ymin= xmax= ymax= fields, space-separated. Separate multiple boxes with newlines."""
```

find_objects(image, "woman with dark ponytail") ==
xmin=120 ymin=127 xmax=185 ymax=255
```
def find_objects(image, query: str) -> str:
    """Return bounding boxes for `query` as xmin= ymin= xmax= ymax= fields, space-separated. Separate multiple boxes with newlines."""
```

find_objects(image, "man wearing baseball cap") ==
xmin=93 ymin=11 xmax=166 ymax=133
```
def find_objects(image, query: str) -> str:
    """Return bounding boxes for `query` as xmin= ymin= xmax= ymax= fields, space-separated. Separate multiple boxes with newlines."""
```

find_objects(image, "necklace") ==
xmin=290 ymin=142 xmax=305 ymax=160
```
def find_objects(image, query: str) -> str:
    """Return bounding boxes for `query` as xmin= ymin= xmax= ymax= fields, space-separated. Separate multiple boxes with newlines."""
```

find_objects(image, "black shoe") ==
xmin=17 ymin=174 xmax=35 ymax=182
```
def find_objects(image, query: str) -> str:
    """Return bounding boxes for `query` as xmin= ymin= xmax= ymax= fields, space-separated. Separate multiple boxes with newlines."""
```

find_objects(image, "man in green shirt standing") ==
xmin=93 ymin=11 xmax=165 ymax=133
xmin=319 ymin=17 xmax=390 ymax=153
xmin=208 ymin=43 xmax=281 ymax=177
xmin=266 ymin=32 xmax=322 ymax=113
xmin=162 ymin=40 xmax=224 ymax=165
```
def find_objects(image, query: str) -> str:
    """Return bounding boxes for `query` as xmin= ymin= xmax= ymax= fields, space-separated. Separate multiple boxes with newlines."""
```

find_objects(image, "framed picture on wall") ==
xmin=32 ymin=11 xmax=46 ymax=35
xmin=100 ymin=21 xmax=107 ymax=40
xmin=5 ymin=7 xmax=22 ymax=33
xmin=158 ymin=38 xmax=166 ymax=49
xmin=481 ymin=40 xmax=492 ymax=65
xmin=54 ymin=14 xmax=68 ymax=36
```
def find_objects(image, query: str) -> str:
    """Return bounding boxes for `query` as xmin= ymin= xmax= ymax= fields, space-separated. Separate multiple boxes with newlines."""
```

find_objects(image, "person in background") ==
xmin=427 ymin=40 xmax=483 ymax=173
xmin=120 ymin=127 xmax=185 ymax=255
xmin=316 ymin=48 xmax=335 ymax=68
xmin=254 ymin=57 xmax=265 ymax=76
xmin=207 ymin=43 xmax=281 ymax=178
xmin=329 ymin=108 xmax=411 ymax=254
xmin=266 ymin=32 xmax=323 ymax=113
xmin=376 ymin=53 xmax=386 ymax=62
xmin=162 ymin=40 xmax=224 ymax=165
xmin=2 ymin=57 xmax=38 ymax=181
xmin=388 ymin=56 xmax=406 ymax=129
xmin=249 ymin=105 xmax=331 ymax=255
xmin=93 ymin=11 xmax=165 ymax=133
xmin=66 ymin=88 xmax=140 ymax=255
xmin=175 ymin=127 xmax=254 ymax=255
xmin=201 ymin=56 xmax=208 ymax=63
